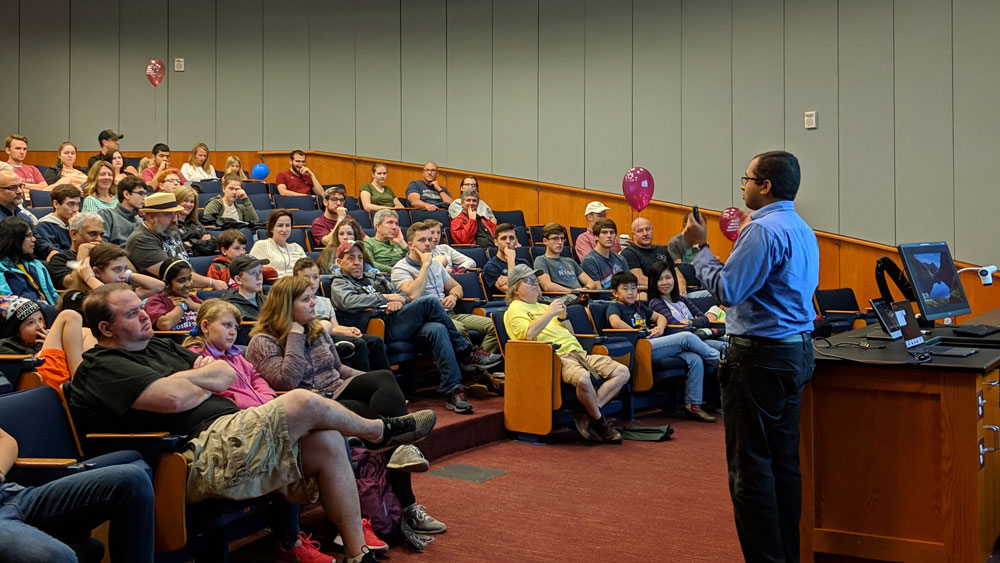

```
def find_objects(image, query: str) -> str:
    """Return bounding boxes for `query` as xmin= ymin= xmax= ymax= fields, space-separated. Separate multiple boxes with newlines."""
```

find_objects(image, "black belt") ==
xmin=730 ymin=333 xmax=811 ymax=347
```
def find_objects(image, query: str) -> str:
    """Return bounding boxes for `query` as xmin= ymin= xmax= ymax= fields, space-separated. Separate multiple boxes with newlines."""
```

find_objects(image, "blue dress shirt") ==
xmin=692 ymin=200 xmax=819 ymax=338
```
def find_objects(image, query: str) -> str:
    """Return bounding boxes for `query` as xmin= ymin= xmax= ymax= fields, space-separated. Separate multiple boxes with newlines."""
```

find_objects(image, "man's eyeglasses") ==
xmin=461 ymin=182 xmax=478 ymax=188
xmin=521 ymin=277 xmax=539 ymax=286
xmin=162 ymin=177 xmax=181 ymax=184
xmin=132 ymin=190 xmax=148 ymax=196
xmin=0 ymin=183 xmax=25 ymax=191
xmin=741 ymin=176 xmax=766 ymax=186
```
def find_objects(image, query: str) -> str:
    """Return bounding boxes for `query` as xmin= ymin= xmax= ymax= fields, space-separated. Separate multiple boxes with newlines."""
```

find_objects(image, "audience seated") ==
xmin=574 ymin=201 xmax=621 ymax=261
xmin=0 ymin=170 xmax=39 ymax=225
xmin=47 ymin=212 xmax=105 ymax=290
xmin=359 ymin=163 xmax=404 ymax=211
xmin=145 ymin=258 xmax=203 ymax=331
xmin=141 ymin=143 xmax=186 ymax=189
xmin=482 ymin=223 xmax=544 ymax=296
xmin=447 ymin=176 xmax=494 ymax=220
xmin=80 ymin=161 xmax=117 ymax=213
xmin=646 ymin=261 xmax=726 ymax=351
xmin=153 ymin=168 xmax=183 ymax=194
xmin=0 ymin=295 xmax=97 ymax=389
xmin=312 ymin=186 xmax=349 ymax=247
xmin=363 ymin=209 xmax=407 ymax=273
xmin=449 ymin=189 xmax=496 ymax=247
xmin=329 ymin=241 xmax=501 ymax=413
xmin=667 ymin=212 xmax=697 ymax=264
xmin=108 ymin=150 xmax=138 ymax=184
xmin=406 ymin=162 xmax=452 ymax=211
xmin=533 ymin=223 xmax=598 ymax=293
xmin=316 ymin=219 xmax=378 ymax=276
xmin=220 ymin=255 xmax=267 ymax=321
xmin=209 ymin=229 xmax=248 ymax=288
xmin=245 ymin=277 xmax=445 ymax=536
xmin=276 ymin=150 xmax=324 ymax=198
xmin=57 ymin=242 xmax=163 ymax=301
xmin=4 ymin=134 xmax=48 ymax=191
xmin=622 ymin=217 xmax=699 ymax=296
xmin=175 ymin=186 xmax=216 ymax=256
xmin=180 ymin=143 xmax=217 ymax=184
xmin=43 ymin=142 xmax=87 ymax=188
xmin=223 ymin=155 xmax=249 ymax=180
xmin=97 ymin=176 xmax=145 ymax=246
xmin=580 ymin=219 xmax=628 ymax=289
xmin=0 ymin=426 xmax=155 ymax=562
xmin=605 ymin=271 xmax=719 ymax=422
xmin=34 ymin=184 xmax=80 ymax=261
xmin=425 ymin=219 xmax=474 ymax=273
xmin=250 ymin=209 xmax=307 ymax=278
xmin=0 ymin=217 xmax=58 ymax=309
xmin=125 ymin=192 xmax=224 ymax=289
xmin=391 ymin=221 xmax=500 ymax=354
xmin=69 ymin=283 xmax=432 ymax=563
xmin=86 ymin=129 xmax=124 ymax=170
xmin=503 ymin=264 xmax=628 ymax=442
xmin=202 ymin=174 xmax=259 ymax=228
xmin=294 ymin=257 xmax=390 ymax=372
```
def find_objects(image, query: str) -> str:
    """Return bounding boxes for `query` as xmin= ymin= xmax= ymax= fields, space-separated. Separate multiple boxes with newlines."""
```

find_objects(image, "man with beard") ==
xmin=275 ymin=150 xmax=324 ymax=198
xmin=125 ymin=192 xmax=226 ymax=288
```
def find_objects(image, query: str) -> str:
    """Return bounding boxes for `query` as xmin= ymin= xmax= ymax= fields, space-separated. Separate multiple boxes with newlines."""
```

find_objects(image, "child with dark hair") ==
xmin=0 ymin=295 xmax=97 ymax=388
xmin=144 ymin=258 xmax=203 ymax=331
xmin=605 ymin=271 xmax=719 ymax=422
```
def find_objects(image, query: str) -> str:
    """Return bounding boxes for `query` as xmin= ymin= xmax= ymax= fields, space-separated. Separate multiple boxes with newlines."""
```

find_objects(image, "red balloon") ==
xmin=719 ymin=207 xmax=745 ymax=241
xmin=622 ymin=167 xmax=654 ymax=212
xmin=145 ymin=59 xmax=165 ymax=87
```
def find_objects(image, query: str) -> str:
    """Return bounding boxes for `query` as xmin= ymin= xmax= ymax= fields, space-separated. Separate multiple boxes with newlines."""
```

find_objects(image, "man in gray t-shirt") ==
xmin=533 ymin=223 xmax=599 ymax=292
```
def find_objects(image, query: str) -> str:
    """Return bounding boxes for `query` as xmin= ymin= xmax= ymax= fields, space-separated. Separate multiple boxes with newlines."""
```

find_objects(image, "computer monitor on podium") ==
xmin=897 ymin=241 xmax=972 ymax=322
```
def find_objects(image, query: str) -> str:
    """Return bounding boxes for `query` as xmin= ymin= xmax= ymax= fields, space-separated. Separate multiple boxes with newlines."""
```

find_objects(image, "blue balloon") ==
xmin=251 ymin=163 xmax=269 ymax=180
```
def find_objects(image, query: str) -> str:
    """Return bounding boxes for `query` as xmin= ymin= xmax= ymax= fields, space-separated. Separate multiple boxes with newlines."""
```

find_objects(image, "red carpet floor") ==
xmin=232 ymin=411 xmax=742 ymax=562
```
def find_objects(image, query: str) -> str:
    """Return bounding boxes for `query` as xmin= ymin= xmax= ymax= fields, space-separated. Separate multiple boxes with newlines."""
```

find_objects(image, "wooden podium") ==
xmin=801 ymin=308 xmax=1000 ymax=562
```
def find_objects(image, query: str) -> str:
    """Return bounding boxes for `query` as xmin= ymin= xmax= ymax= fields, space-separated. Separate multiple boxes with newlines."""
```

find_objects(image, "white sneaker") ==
xmin=387 ymin=444 xmax=430 ymax=473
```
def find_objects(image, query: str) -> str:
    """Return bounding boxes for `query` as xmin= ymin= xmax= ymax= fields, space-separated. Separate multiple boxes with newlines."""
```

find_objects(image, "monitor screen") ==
xmin=896 ymin=241 xmax=971 ymax=321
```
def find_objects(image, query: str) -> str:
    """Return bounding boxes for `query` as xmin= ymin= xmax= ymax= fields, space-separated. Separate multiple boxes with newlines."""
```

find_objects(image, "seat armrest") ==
xmin=14 ymin=457 xmax=77 ymax=468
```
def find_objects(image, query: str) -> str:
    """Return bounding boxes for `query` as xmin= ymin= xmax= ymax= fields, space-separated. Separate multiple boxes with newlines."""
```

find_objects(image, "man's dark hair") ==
xmin=592 ymin=218 xmax=617 ymax=237
xmin=217 ymin=229 xmax=248 ymax=250
xmin=50 ymin=183 xmax=82 ymax=205
xmin=494 ymin=223 xmax=516 ymax=239
xmin=117 ymin=176 xmax=147 ymax=202
xmin=293 ymin=257 xmax=317 ymax=275
xmin=0 ymin=217 xmax=32 ymax=261
xmin=610 ymin=270 xmax=638 ymax=291
xmin=151 ymin=143 xmax=170 ymax=156
xmin=290 ymin=150 xmax=305 ymax=160
xmin=753 ymin=150 xmax=801 ymax=201
xmin=541 ymin=222 xmax=567 ymax=240
xmin=406 ymin=220 xmax=431 ymax=242
xmin=83 ymin=282 xmax=132 ymax=335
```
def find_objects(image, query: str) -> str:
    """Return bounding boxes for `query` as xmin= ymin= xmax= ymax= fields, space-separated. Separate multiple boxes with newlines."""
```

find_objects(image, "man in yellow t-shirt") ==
xmin=503 ymin=264 xmax=629 ymax=443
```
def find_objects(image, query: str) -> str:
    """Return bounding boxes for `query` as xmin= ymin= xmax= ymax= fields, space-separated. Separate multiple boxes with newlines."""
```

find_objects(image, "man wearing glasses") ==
xmin=98 ymin=176 xmax=147 ymax=246
xmin=684 ymin=151 xmax=819 ymax=563
xmin=0 ymin=170 xmax=38 ymax=226
xmin=406 ymin=162 xmax=453 ymax=211
xmin=503 ymin=264 xmax=629 ymax=442
xmin=311 ymin=186 xmax=349 ymax=247
xmin=447 ymin=175 xmax=494 ymax=221
xmin=533 ymin=222 xmax=599 ymax=292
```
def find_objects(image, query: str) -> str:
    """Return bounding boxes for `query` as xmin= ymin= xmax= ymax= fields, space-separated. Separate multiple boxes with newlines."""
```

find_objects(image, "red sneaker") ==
xmin=277 ymin=532 xmax=334 ymax=563
xmin=363 ymin=518 xmax=389 ymax=553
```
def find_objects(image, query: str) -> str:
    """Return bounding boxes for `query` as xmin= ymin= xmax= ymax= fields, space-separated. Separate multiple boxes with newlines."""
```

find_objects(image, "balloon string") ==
xmin=153 ymin=87 xmax=157 ymax=132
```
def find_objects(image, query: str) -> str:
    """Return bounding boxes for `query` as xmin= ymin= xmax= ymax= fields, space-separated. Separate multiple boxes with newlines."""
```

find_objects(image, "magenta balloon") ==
xmin=622 ymin=167 xmax=654 ymax=212
xmin=145 ymin=59 xmax=165 ymax=87
xmin=719 ymin=207 xmax=745 ymax=241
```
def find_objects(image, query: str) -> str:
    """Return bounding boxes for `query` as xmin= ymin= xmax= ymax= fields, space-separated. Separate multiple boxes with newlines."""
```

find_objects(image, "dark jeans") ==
xmin=384 ymin=295 xmax=470 ymax=394
xmin=721 ymin=336 xmax=814 ymax=563
xmin=0 ymin=463 xmax=154 ymax=563
xmin=338 ymin=370 xmax=416 ymax=507
xmin=333 ymin=334 xmax=391 ymax=372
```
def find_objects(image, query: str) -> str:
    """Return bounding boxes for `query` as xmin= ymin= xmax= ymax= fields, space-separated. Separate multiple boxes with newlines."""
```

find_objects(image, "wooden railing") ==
xmin=26 ymin=149 xmax=1000 ymax=320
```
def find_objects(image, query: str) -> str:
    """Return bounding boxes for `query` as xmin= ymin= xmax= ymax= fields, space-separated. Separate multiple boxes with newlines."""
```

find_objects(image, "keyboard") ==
xmin=952 ymin=324 xmax=1000 ymax=338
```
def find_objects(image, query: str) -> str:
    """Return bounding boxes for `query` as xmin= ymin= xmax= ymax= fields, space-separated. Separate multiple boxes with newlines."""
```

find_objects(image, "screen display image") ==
xmin=897 ymin=242 xmax=972 ymax=321
xmin=870 ymin=298 xmax=902 ymax=339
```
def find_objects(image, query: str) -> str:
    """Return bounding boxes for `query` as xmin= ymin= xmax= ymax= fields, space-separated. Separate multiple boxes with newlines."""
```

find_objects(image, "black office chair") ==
xmin=814 ymin=288 xmax=876 ymax=334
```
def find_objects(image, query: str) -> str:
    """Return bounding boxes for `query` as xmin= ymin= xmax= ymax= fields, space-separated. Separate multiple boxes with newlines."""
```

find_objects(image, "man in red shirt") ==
xmin=4 ymin=135 xmax=48 ymax=190
xmin=276 ymin=150 xmax=324 ymax=197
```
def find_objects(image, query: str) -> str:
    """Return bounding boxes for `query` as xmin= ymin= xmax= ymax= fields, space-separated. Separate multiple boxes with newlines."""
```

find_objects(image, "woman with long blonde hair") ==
xmin=81 ymin=160 xmax=117 ymax=212
xmin=175 ymin=186 xmax=215 ymax=255
xmin=245 ymin=276 xmax=443 ymax=534
xmin=181 ymin=142 xmax=217 ymax=183
xmin=223 ymin=155 xmax=248 ymax=180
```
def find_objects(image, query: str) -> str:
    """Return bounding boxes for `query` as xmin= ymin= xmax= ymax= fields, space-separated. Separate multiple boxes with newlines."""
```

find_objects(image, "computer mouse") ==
xmin=912 ymin=352 xmax=932 ymax=363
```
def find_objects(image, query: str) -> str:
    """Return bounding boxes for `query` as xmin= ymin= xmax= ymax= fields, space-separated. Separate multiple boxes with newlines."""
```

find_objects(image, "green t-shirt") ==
xmin=363 ymin=237 xmax=407 ymax=273
xmin=504 ymin=300 xmax=583 ymax=356
xmin=360 ymin=183 xmax=397 ymax=207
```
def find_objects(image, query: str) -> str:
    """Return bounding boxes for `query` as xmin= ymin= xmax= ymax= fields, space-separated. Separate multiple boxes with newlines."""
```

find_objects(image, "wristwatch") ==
xmin=692 ymin=242 xmax=710 ymax=253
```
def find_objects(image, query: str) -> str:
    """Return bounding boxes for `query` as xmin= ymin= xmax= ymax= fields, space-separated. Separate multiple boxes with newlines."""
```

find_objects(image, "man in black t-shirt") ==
xmin=47 ymin=211 xmax=105 ymax=290
xmin=69 ymin=284 xmax=435 ymax=563
xmin=621 ymin=217 xmax=698 ymax=296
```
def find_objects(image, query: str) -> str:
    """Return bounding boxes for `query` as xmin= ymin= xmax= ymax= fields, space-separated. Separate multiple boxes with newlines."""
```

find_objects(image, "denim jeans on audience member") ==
xmin=0 ymin=463 xmax=155 ymax=563
xmin=385 ymin=295 xmax=470 ymax=394
xmin=721 ymin=335 xmax=814 ymax=563
xmin=647 ymin=331 xmax=720 ymax=404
